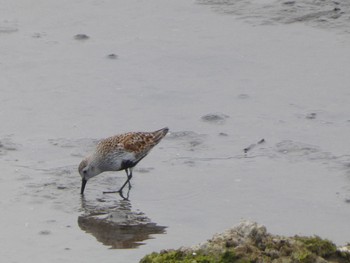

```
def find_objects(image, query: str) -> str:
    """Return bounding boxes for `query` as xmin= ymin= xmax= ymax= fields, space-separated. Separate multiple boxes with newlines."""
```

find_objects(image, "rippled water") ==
xmin=197 ymin=0 xmax=350 ymax=33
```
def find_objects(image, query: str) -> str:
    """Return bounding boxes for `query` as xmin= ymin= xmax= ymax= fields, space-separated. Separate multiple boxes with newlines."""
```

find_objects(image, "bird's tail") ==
xmin=152 ymin=127 xmax=169 ymax=144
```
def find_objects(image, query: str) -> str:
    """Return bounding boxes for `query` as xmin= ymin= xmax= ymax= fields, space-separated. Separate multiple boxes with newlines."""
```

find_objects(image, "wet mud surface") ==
xmin=2 ymin=115 xmax=350 ymax=262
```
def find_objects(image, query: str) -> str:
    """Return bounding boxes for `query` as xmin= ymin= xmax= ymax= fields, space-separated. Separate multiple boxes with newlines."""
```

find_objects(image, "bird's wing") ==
xmin=97 ymin=128 xmax=168 ymax=162
xmin=122 ymin=132 xmax=156 ymax=155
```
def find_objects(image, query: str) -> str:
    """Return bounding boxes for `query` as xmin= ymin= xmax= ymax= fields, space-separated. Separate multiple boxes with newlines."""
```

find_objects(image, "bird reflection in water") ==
xmin=78 ymin=196 xmax=167 ymax=249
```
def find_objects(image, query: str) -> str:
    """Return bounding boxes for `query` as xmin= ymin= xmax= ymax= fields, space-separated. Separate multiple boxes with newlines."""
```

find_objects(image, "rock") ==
xmin=140 ymin=220 xmax=350 ymax=263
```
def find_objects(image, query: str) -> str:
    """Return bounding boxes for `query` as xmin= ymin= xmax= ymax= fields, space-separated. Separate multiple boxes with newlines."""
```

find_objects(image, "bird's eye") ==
xmin=83 ymin=170 xmax=87 ymax=174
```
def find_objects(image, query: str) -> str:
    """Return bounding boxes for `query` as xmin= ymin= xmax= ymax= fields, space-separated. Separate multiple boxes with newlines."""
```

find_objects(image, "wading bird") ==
xmin=79 ymin=127 xmax=169 ymax=196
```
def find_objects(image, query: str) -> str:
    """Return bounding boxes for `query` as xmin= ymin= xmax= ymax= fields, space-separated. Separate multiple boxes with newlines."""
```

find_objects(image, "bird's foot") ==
xmin=103 ymin=189 xmax=129 ymax=200
xmin=103 ymin=190 xmax=120 ymax=194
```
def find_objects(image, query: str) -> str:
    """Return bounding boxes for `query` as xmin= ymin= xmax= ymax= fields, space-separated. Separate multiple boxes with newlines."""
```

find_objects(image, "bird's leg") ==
xmin=116 ymin=169 xmax=132 ymax=200
xmin=118 ymin=168 xmax=133 ymax=192
xmin=103 ymin=168 xmax=133 ymax=195
xmin=126 ymin=168 xmax=133 ymax=180
xmin=118 ymin=173 xmax=132 ymax=199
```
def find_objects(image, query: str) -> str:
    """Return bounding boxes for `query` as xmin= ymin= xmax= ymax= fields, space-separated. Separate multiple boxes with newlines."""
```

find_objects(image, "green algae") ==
xmin=140 ymin=221 xmax=350 ymax=263
xmin=140 ymin=249 xmax=239 ymax=263
xmin=294 ymin=236 xmax=337 ymax=258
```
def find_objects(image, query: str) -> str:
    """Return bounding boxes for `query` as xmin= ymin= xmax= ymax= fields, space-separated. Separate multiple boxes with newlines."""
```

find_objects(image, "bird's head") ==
xmin=78 ymin=156 xmax=101 ymax=194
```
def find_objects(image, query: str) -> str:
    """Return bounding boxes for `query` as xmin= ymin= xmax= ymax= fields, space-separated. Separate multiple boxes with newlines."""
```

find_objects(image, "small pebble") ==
xmin=39 ymin=230 xmax=51 ymax=235
xmin=257 ymin=138 xmax=265 ymax=144
xmin=283 ymin=1 xmax=295 ymax=5
xmin=32 ymin=32 xmax=45 ymax=38
xmin=107 ymin=53 xmax=118 ymax=59
xmin=237 ymin=94 xmax=250 ymax=99
xmin=306 ymin=113 xmax=317 ymax=119
xmin=74 ymin=34 xmax=89 ymax=40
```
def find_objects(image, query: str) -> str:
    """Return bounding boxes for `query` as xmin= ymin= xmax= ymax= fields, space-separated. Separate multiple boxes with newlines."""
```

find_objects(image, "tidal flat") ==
xmin=1 ymin=0 xmax=350 ymax=262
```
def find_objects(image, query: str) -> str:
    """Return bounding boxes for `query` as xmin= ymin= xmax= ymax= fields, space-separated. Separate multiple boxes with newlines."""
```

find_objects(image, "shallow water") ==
xmin=1 ymin=0 xmax=350 ymax=262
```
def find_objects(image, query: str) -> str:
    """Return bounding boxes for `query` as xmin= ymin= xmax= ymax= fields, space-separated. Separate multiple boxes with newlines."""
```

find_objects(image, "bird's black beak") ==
xmin=81 ymin=178 xmax=87 ymax=195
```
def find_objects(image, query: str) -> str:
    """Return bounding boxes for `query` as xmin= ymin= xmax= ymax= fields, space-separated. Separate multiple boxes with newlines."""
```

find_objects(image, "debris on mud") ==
xmin=244 ymin=138 xmax=265 ymax=153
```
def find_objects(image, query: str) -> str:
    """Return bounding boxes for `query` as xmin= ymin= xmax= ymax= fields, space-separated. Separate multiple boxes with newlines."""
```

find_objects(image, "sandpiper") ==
xmin=79 ymin=127 xmax=169 ymax=195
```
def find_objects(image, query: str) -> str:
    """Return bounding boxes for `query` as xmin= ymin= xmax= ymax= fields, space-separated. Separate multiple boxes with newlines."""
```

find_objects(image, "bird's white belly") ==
xmin=102 ymin=151 xmax=136 ymax=171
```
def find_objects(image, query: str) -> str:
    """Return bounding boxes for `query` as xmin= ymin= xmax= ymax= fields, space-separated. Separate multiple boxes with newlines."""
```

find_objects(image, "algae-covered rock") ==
xmin=140 ymin=221 xmax=350 ymax=263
